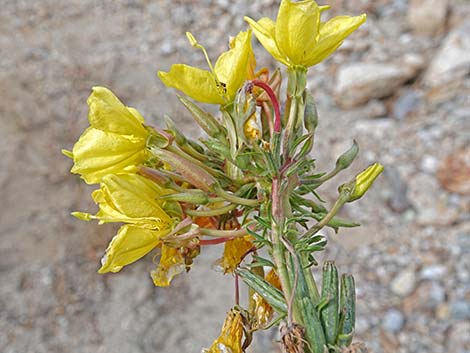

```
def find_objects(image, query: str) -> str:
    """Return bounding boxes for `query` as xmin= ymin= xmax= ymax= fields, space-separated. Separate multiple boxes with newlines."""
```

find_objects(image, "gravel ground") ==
xmin=0 ymin=0 xmax=469 ymax=352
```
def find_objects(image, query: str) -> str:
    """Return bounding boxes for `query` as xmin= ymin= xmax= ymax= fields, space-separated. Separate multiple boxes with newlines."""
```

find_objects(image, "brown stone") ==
xmin=437 ymin=147 xmax=470 ymax=195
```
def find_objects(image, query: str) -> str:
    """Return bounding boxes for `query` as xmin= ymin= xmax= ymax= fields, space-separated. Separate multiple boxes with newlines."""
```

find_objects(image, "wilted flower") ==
xmin=204 ymin=309 xmax=245 ymax=353
xmin=216 ymin=235 xmax=254 ymax=273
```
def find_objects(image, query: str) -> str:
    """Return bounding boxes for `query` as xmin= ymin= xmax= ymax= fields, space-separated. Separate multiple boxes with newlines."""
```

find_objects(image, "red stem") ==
xmin=250 ymin=80 xmax=281 ymax=133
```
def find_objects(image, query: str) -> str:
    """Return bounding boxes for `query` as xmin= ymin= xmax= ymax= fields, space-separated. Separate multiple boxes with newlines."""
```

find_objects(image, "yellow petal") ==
xmin=93 ymin=173 xmax=173 ymax=228
xmin=305 ymin=14 xmax=367 ymax=66
xmin=214 ymin=30 xmax=253 ymax=100
xmin=204 ymin=309 xmax=244 ymax=353
xmin=216 ymin=236 xmax=253 ymax=273
xmin=158 ymin=64 xmax=225 ymax=104
xmin=244 ymin=16 xmax=288 ymax=66
xmin=70 ymin=127 xmax=147 ymax=184
xmin=87 ymin=86 xmax=148 ymax=138
xmin=98 ymin=225 xmax=169 ymax=273
xmin=150 ymin=244 xmax=186 ymax=287
xmin=275 ymin=0 xmax=321 ymax=66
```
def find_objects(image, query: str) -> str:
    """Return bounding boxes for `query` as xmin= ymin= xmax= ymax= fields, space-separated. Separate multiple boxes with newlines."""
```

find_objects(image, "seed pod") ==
xmin=320 ymin=261 xmax=339 ymax=345
xmin=236 ymin=268 xmax=287 ymax=314
xmin=338 ymin=274 xmax=356 ymax=347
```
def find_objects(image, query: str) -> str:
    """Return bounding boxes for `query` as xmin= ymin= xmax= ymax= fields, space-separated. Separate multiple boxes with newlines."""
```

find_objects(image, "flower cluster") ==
xmin=64 ymin=1 xmax=382 ymax=352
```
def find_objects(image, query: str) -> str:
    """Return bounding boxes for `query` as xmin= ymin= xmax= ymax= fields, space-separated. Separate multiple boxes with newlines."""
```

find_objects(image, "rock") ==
xmin=382 ymin=309 xmax=405 ymax=333
xmin=408 ymin=0 xmax=449 ymax=36
xmin=408 ymin=173 xmax=460 ymax=225
xmin=437 ymin=147 xmax=470 ymax=195
xmin=335 ymin=59 xmax=421 ymax=108
xmin=450 ymin=301 xmax=470 ymax=320
xmin=384 ymin=166 xmax=412 ymax=213
xmin=420 ymin=155 xmax=439 ymax=174
xmin=448 ymin=321 xmax=470 ymax=353
xmin=420 ymin=264 xmax=447 ymax=280
xmin=424 ymin=21 xmax=470 ymax=87
xmin=391 ymin=268 xmax=417 ymax=296
xmin=393 ymin=89 xmax=423 ymax=120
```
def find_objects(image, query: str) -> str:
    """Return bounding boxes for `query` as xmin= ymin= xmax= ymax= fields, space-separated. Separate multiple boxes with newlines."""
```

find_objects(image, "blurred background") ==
xmin=0 ymin=0 xmax=469 ymax=352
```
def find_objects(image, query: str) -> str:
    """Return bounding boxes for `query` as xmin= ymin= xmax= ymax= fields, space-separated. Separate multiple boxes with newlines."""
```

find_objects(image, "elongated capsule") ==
xmin=235 ymin=268 xmax=287 ymax=314
xmin=150 ymin=148 xmax=216 ymax=192
xmin=338 ymin=274 xmax=356 ymax=347
xmin=177 ymin=95 xmax=224 ymax=138
xmin=320 ymin=261 xmax=339 ymax=345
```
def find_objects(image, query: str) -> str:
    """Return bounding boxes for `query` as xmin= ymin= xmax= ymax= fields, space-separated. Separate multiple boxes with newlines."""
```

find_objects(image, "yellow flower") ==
xmin=204 ymin=309 xmax=244 ymax=353
xmin=72 ymin=173 xmax=180 ymax=274
xmin=63 ymin=86 xmax=149 ymax=184
xmin=216 ymin=235 xmax=254 ymax=273
xmin=245 ymin=0 xmax=366 ymax=68
xmin=99 ymin=225 xmax=169 ymax=273
xmin=73 ymin=173 xmax=175 ymax=229
xmin=151 ymin=244 xmax=186 ymax=287
xmin=158 ymin=30 xmax=253 ymax=105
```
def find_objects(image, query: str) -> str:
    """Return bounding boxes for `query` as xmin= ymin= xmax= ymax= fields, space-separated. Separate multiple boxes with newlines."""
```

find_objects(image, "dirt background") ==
xmin=0 ymin=0 xmax=469 ymax=352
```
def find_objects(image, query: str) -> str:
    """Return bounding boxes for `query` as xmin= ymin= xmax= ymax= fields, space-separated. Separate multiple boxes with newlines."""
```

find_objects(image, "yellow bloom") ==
xmin=158 ymin=30 xmax=253 ymax=105
xmin=216 ymin=235 xmax=254 ymax=273
xmin=150 ymin=244 xmax=186 ymax=287
xmin=73 ymin=173 xmax=174 ymax=229
xmin=99 ymin=225 xmax=169 ymax=273
xmin=204 ymin=309 xmax=244 ymax=353
xmin=72 ymin=173 xmax=180 ymax=274
xmin=245 ymin=0 xmax=366 ymax=68
xmin=63 ymin=86 xmax=149 ymax=184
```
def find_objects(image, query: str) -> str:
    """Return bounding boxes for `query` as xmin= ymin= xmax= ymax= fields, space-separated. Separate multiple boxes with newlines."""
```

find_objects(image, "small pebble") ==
xmin=382 ymin=308 xmax=405 ymax=333
xmin=391 ymin=268 xmax=417 ymax=297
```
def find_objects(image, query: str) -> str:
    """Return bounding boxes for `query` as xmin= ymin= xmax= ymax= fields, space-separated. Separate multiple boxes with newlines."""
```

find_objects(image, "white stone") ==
xmin=335 ymin=62 xmax=418 ymax=108
xmin=408 ymin=0 xmax=449 ymax=35
xmin=391 ymin=268 xmax=417 ymax=296
xmin=424 ymin=21 xmax=470 ymax=87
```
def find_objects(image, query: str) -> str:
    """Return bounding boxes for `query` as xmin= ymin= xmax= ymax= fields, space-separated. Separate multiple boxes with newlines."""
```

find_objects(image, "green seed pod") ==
xmin=338 ymin=274 xmax=356 ymax=347
xmin=335 ymin=140 xmax=359 ymax=171
xmin=320 ymin=261 xmax=339 ymax=345
xmin=235 ymin=268 xmax=287 ymax=314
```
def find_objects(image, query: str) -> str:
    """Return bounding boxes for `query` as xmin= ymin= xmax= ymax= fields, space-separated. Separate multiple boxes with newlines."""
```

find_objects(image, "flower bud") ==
xmin=335 ymin=140 xmax=359 ymax=171
xmin=340 ymin=163 xmax=384 ymax=202
xmin=177 ymin=95 xmax=225 ymax=137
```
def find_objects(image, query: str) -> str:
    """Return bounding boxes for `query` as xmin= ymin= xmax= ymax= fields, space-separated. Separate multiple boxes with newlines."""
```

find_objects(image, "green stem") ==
xmin=302 ymin=194 xmax=348 ymax=239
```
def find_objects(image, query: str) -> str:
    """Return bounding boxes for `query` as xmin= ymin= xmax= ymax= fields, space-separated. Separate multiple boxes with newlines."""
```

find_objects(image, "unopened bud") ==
xmin=150 ymin=148 xmax=216 ymax=192
xmin=304 ymin=91 xmax=318 ymax=133
xmin=340 ymin=163 xmax=384 ymax=202
xmin=178 ymin=95 xmax=224 ymax=138
xmin=158 ymin=191 xmax=209 ymax=205
xmin=335 ymin=140 xmax=359 ymax=171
